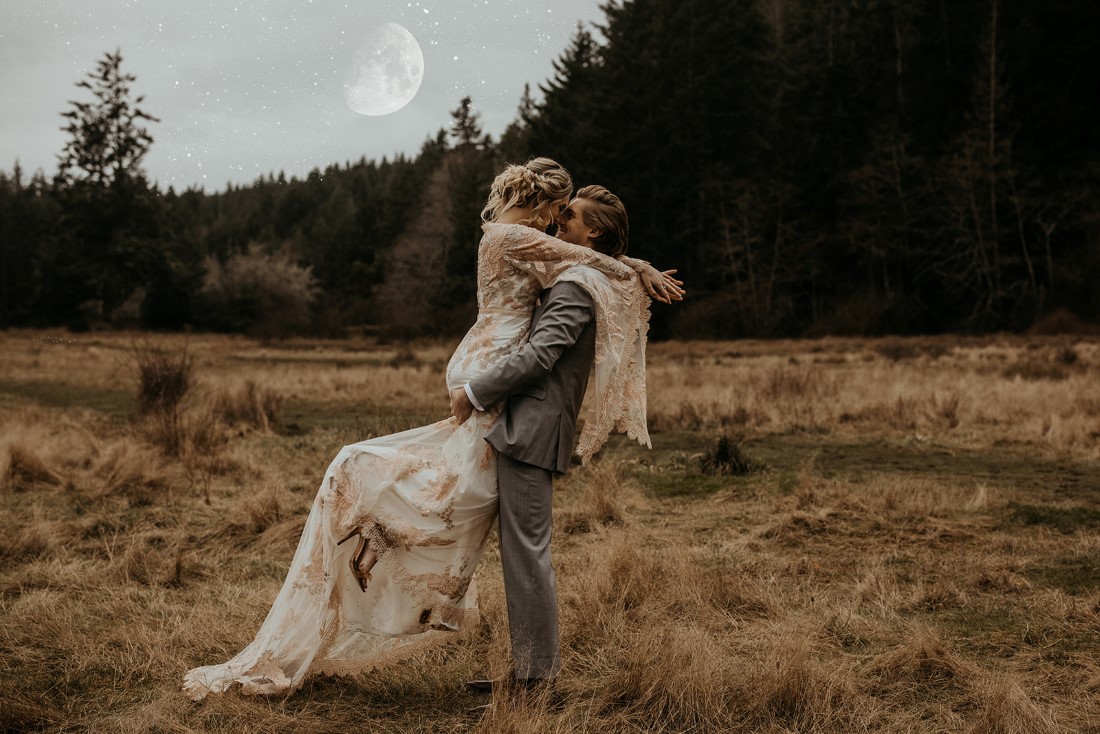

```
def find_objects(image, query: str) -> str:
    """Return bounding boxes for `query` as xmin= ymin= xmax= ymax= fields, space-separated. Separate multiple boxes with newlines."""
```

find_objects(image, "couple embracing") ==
xmin=183 ymin=157 xmax=684 ymax=707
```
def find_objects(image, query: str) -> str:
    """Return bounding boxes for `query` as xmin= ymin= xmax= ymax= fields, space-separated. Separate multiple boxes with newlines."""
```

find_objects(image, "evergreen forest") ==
xmin=2 ymin=0 xmax=1097 ymax=339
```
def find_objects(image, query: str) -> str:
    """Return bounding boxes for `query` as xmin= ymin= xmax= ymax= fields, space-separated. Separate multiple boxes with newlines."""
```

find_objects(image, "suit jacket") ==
xmin=467 ymin=280 xmax=596 ymax=474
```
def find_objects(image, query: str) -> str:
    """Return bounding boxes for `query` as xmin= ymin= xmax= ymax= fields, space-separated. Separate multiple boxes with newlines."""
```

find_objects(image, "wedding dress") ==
xmin=183 ymin=223 xmax=651 ymax=700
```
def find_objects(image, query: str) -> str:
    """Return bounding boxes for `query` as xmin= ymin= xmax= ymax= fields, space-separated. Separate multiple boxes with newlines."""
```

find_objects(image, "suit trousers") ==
xmin=496 ymin=451 xmax=560 ymax=680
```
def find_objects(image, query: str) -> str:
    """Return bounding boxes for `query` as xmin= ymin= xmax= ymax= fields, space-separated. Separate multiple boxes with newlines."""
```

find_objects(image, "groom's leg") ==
xmin=496 ymin=452 xmax=560 ymax=681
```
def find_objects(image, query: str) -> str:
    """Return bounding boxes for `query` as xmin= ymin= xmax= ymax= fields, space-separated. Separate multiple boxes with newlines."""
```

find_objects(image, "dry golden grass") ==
xmin=646 ymin=336 xmax=1100 ymax=458
xmin=1 ymin=329 xmax=1099 ymax=733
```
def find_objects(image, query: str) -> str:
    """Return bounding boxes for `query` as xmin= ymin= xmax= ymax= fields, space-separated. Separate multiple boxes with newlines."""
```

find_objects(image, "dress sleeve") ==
xmin=617 ymin=255 xmax=651 ymax=274
xmin=499 ymin=224 xmax=636 ymax=289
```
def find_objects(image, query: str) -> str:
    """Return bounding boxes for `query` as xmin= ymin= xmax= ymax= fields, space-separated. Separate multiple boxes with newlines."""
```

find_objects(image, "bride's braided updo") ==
xmin=480 ymin=157 xmax=573 ymax=228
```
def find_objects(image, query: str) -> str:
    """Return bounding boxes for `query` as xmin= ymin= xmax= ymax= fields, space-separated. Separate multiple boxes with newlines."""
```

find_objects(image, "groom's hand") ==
xmin=449 ymin=387 xmax=474 ymax=424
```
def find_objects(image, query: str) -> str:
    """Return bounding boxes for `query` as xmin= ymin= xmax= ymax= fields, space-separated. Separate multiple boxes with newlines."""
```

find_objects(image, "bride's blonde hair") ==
xmin=480 ymin=157 xmax=573 ymax=228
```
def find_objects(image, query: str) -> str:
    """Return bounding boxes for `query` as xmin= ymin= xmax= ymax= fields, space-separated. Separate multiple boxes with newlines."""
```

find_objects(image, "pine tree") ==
xmin=497 ymin=85 xmax=537 ymax=162
xmin=527 ymin=24 xmax=601 ymax=177
xmin=450 ymin=96 xmax=484 ymax=149
xmin=439 ymin=97 xmax=496 ymax=329
xmin=40 ymin=50 xmax=163 ymax=326
xmin=57 ymin=50 xmax=159 ymax=189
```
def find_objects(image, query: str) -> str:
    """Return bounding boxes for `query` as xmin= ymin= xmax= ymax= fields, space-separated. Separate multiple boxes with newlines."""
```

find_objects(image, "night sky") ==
xmin=0 ymin=0 xmax=605 ymax=190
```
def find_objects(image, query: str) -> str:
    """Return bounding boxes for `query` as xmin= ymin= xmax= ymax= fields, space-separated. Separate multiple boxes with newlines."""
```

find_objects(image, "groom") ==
xmin=449 ymin=184 xmax=631 ymax=696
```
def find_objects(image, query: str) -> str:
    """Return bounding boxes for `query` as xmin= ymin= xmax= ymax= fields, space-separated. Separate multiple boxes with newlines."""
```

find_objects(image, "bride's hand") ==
xmin=449 ymin=387 xmax=474 ymax=423
xmin=640 ymin=266 xmax=685 ymax=304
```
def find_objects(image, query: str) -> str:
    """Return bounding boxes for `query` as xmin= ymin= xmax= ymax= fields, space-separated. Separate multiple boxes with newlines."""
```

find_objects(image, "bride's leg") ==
xmin=336 ymin=526 xmax=380 ymax=592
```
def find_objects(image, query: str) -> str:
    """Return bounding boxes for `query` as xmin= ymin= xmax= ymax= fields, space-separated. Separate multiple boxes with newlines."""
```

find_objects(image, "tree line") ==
xmin=2 ymin=0 xmax=1097 ymax=338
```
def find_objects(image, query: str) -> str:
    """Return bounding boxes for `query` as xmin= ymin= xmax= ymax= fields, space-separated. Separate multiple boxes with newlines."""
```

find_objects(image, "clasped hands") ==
xmin=640 ymin=268 xmax=685 ymax=304
xmin=449 ymin=387 xmax=474 ymax=424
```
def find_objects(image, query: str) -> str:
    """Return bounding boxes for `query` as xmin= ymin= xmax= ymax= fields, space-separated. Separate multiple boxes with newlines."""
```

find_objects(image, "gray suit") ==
xmin=467 ymin=280 xmax=596 ymax=680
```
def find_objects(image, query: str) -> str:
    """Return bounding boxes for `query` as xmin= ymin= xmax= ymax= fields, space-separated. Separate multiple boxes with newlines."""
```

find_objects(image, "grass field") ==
xmin=2 ymin=329 xmax=1099 ymax=733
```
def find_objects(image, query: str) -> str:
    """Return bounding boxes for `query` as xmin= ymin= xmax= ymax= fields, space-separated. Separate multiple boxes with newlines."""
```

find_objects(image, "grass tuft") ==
xmin=600 ymin=626 xmax=736 ymax=730
xmin=1 ymin=441 xmax=62 ymax=491
xmin=0 ymin=519 xmax=53 ymax=561
xmin=751 ymin=629 xmax=854 ymax=728
xmin=113 ymin=534 xmax=174 ymax=586
xmin=700 ymin=433 xmax=764 ymax=476
xmin=558 ymin=460 xmax=638 ymax=534
xmin=238 ymin=485 xmax=285 ymax=534
xmin=966 ymin=675 xmax=1061 ymax=734
xmin=94 ymin=440 xmax=169 ymax=499
xmin=870 ymin=629 xmax=972 ymax=689
xmin=0 ymin=691 xmax=64 ymax=733
xmin=141 ymin=403 xmax=226 ymax=460
xmin=211 ymin=380 xmax=282 ymax=432
xmin=133 ymin=342 xmax=193 ymax=416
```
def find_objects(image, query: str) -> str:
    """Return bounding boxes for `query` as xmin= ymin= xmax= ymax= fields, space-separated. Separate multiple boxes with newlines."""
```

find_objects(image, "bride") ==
xmin=182 ymin=157 xmax=680 ymax=700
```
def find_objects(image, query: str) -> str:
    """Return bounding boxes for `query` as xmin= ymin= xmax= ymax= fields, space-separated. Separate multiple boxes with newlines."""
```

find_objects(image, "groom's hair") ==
xmin=576 ymin=185 xmax=629 ymax=258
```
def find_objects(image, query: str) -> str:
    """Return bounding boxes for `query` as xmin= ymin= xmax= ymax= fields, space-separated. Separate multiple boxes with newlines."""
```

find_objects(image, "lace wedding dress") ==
xmin=182 ymin=223 xmax=651 ymax=700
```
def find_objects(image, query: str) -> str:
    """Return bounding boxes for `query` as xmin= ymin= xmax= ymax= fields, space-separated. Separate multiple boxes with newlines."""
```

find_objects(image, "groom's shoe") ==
xmin=465 ymin=677 xmax=554 ymax=694
xmin=465 ymin=678 xmax=501 ymax=694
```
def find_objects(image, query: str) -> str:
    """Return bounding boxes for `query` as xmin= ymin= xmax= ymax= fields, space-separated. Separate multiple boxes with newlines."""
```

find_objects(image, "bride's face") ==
xmin=551 ymin=198 xmax=569 ymax=220
xmin=525 ymin=197 xmax=569 ymax=230
xmin=545 ymin=197 xmax=569 ymax=229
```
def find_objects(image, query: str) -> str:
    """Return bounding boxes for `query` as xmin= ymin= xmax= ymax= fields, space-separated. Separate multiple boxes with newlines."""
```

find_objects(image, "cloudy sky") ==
xmin=0 ymin=0 xmax=605 ymax=190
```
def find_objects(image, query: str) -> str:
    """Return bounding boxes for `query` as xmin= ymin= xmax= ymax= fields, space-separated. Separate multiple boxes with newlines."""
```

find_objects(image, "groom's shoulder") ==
xmin=545 ymin=280 xmax=593 ymax=307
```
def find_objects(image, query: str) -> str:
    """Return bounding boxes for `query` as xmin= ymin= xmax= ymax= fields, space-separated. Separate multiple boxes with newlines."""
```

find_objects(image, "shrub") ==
xmin=133 ymin=341 xmax=193 ymax=415
xmin=194 ymin=244 xmax=318 ymax=338
xmin=700 ymin=434 xmax=764 ymax=476
xmin=1055 ymin=346 xmax=1079 ymax=366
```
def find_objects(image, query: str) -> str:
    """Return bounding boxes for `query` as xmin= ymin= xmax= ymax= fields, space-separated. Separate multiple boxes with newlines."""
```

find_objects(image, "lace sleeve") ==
xmin=617 ymin=255 xmax=651 ymax=274
xmin=498 ymin=224 xmax=636 ymax=288
xmin=554 ymin=266 xmax=652 ymax=461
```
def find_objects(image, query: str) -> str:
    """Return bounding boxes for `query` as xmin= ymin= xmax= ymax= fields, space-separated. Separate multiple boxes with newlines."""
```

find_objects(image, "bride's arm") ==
xmin=617 ymin=256 xmax=685 ymax=304
xmin=500 ymin=225 xmax=635 ymax=285
xmin=500 ymin=225 xmax=685 ymax=301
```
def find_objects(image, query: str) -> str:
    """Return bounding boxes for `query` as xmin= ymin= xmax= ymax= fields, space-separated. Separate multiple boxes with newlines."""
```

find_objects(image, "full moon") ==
xmin=343 ymin=23 xmax=424 ymax=116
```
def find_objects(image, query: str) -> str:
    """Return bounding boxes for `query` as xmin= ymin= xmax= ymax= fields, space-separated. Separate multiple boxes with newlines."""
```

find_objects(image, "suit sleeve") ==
xmin=467 ymin=281 xmax=593 ymax=409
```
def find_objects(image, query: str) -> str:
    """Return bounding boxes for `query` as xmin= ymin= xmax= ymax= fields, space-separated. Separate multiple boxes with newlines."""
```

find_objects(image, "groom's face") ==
xmin=555 ymin=198 xmax=597 ymax=249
